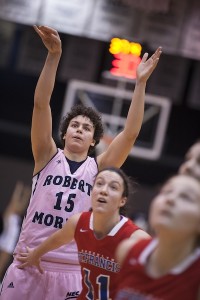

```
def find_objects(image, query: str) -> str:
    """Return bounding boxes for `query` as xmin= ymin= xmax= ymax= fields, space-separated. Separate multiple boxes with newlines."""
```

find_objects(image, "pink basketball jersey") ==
xmin=14 ymin=149 xmax=98 ymax=264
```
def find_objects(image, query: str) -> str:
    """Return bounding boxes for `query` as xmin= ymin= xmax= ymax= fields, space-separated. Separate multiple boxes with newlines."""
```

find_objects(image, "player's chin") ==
xmin=69 ymin=143 xmax=85 ymax=152
xmin=93 ymin=206 xmax=106 ymax=214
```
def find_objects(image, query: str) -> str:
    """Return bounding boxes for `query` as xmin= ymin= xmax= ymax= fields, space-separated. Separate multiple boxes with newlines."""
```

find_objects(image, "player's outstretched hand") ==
xmin=33 ymin=25 xmax=62 ymax=55
xmin=136 ymin=46 xmax=162 ymax=83
xmin=17 ymin=246 xmax=44 ymax=274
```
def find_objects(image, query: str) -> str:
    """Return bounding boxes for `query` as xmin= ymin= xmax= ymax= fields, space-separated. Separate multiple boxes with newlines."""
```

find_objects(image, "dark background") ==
xmin=0 ymin=5 xmax=200 ymax=216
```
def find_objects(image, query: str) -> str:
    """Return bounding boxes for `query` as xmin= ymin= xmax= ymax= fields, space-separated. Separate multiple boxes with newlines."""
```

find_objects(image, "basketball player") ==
xmin=114 ymin=175 xmax=200 ymax=300
xmin=0 ymin=25 xmax=161 ymax=300
xmin=16 ymin=167 xmax=150 ymax=300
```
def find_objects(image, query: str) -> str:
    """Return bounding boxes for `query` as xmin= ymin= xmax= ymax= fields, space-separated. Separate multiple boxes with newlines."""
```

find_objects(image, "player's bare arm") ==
xmin=97 ymin=47 xmax=162 ymax=169
xmin=17 ymin=213 xmax=81 ymax=273
xmin=31 ymin=26 xmax=62 ymax=174
xmin=116 ymin=229 xmax=150 ymax=265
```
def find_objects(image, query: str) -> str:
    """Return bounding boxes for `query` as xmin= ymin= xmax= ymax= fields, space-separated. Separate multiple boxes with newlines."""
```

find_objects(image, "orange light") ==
xmin=109 ymin=38 xmax=142 ymax=79
xmin=110 ymin=53 xmax=141 ymax=79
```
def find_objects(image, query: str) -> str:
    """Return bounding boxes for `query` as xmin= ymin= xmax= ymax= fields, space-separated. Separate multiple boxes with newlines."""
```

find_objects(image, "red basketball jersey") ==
xmin=115 ymin=238 xmax=200 ymax=300
xmin=74 ymin=211 xmax=140 ymax=300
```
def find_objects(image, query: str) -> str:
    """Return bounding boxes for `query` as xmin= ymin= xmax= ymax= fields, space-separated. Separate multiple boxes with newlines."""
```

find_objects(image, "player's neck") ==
xmin=63 ymin=148 xmax=88 ymax=162
xmin=93 ymin=214 xmax=120 ymax=240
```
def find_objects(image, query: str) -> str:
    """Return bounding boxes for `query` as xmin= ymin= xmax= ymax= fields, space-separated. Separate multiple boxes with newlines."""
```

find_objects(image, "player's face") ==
xmin=179 ymin=142 xmax=200 ymax=181
xmin=64 ymin=115 xmax=95 ymax=153
xmin=91 ymin=170 xmax=126 ymax=214
xmin=149 ymin=176 xmax=200 ymax=238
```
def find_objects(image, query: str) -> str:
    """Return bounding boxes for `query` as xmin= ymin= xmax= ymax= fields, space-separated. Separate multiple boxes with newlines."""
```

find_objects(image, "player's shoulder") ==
xmin=116 ymin=236 xmax=152 ymax=265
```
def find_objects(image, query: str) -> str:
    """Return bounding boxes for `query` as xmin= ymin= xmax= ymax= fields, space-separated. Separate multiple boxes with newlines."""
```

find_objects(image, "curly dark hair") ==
xmin=59 ymin=105 xmax=104 ymax=155
xmin=96 ymin=167 xmax=137 ymax=216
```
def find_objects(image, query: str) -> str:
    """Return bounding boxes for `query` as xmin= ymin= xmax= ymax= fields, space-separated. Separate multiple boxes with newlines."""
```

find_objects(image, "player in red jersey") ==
xmin=114 ymin=174 xmax=200 ymax=300
xmin=17 ymin=167 xmax=149 ymax=299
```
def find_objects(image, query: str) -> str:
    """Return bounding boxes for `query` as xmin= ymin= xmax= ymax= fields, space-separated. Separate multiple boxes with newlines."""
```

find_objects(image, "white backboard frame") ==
xmin=61 ymin=80 xmax=171 ymax=160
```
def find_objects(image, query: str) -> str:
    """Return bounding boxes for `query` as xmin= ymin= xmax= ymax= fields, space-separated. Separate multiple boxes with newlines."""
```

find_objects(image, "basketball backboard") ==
xmin=61 ymin=80 xmax=171 ymax=160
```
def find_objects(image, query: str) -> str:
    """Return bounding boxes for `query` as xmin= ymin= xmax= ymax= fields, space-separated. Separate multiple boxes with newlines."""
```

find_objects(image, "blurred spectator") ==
xmin=0 ymin=181 xmax=31 ymax=282
xmin=178 ymin=140 xmax=200 ymax=181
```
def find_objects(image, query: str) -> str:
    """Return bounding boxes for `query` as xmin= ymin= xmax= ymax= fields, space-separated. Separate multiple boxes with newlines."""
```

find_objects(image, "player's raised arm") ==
xmin=97 ymin=47 xmax=162 ymax=169
xmin=31 ymin=26 xmax=62 ymax=174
